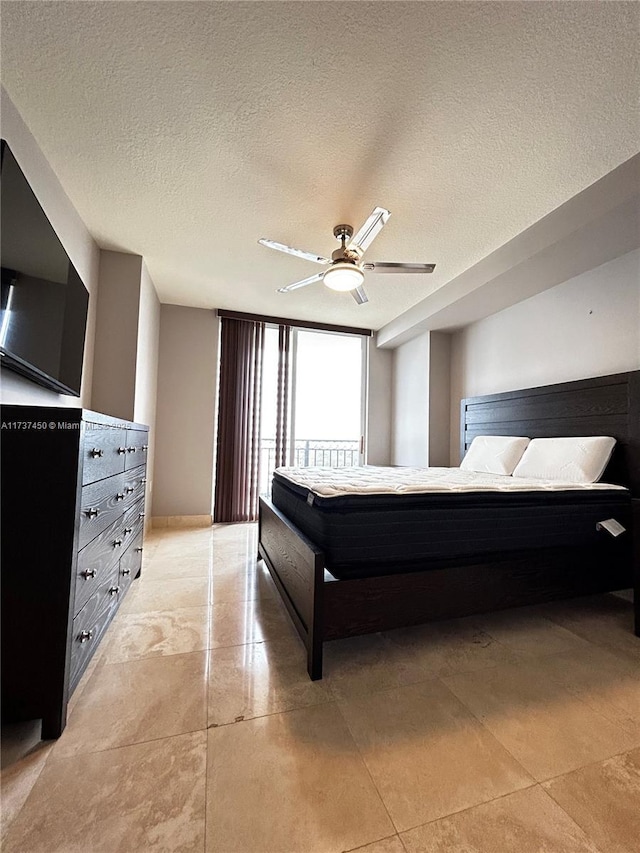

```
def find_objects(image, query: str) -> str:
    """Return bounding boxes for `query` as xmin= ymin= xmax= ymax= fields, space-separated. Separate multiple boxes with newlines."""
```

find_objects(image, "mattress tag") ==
xmin=306 ymin=492 xmax=314 ymax=506
xmin=596 ymin=518 xmax=626 ymax=537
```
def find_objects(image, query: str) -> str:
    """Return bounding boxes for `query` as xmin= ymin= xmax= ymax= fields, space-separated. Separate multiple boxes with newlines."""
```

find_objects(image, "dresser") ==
xmin=1 ymin=405 xmax=149 ymax=738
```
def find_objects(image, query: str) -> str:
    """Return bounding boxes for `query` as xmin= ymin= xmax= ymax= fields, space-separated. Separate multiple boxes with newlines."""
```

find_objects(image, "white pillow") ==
xmin=460 ymin=435 xmax=530 ymax=475
xmin=512 ymin=436 xmax=616 ymax=483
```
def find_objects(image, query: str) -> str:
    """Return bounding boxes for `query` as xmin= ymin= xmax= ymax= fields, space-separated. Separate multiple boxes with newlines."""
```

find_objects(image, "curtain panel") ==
xmin=214 ymin=316 xmax=292 ymax=522
xmin=214 ymin=317 xmax=265 ymax=522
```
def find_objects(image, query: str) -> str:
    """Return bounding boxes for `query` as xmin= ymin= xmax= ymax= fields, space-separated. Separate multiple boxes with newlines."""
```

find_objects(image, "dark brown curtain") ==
xmin=214 ymin=317 xmax=265 ymax=522
xmin=274 ymin=324 xmax=291 ymax=469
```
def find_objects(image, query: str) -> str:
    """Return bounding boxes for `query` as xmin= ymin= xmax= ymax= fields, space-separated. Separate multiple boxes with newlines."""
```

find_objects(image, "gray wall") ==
xmin=152 ymin=305 xmax=219 ymax=518
xmin=391 ymin=330 xmax=452 ymax=467
xmin=367 ymin=341 xmax=392 ymax=465
xmin=428 ymin=331 xmax=451 ymax=467
xmin=392 ymin=332 xmax=430 ymax=467
xmin=91 ymin=252 xmax=142 ymax=420
xmin=0 ymin=87 xmax=100 ymax=407
xmin=449 ymin=249 xmax=640 ymax=463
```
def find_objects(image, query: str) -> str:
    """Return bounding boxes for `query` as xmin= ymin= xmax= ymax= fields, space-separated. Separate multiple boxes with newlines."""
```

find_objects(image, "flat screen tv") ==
xmin=0 ymin=139 xmax=89 ymax=396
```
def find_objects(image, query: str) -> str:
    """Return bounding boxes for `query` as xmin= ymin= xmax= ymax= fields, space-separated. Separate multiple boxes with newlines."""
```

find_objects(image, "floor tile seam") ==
xmin=204 ymin=690 xmax=335 ymax=730
xmin=328 ymin=671 xmax=446 ymax=706
xmin=6 ymin=728 xmax=209 ymax=839
xmin=135 ymin=573 xmax=217 ymax=582
xmin=0 ymin=746 xmax=53 ymax=845
xmin=203 ymin=714 xmax=210 ymax=853
xmin=104 ymin=643 xmax=212 ymax=666
xmin=344 ymin=833 xmax=406 ymax=853
xmin=124 ymin=594 xmax=278 ymax=611
xmin=397 ymin=781 xmax=609 ymax=853
xmin=538 ymin=785 xmax=610 ymax=853
xmin=597 ymin=640 xmax=640 ymax=667
xmin=323 ymin=669 xmax=441 ymax=705
xmin=439 ymin=658 xmax=639 ymax=757
xmin=332 ymin=699 xmax=400 ymax=836
xmin=45 ymin=724 xmax=209 ymax=767
xmin=496 ymin=645 xmax=640 ymax=704
xmin=115 ymin=603 xmax=212 ymax=618
xmin=540 ymin=615 xmax=634 ymax=653
xmin=549 ymin=681 xmax=640 ymax=736
xmin=379 ymin=629 xmax=524 ymax=678
xmin=429 ymin=675 xmax=539 ymax=786
xmin=87 ymin=646 xmax=211 ymax=674
xmin=119 ymin=603 xmax=213 ymax=615
xmin=396 ymin=780 xmax=541 ymax=837
xmin=538 ymin=742 xmax=640 ymax=785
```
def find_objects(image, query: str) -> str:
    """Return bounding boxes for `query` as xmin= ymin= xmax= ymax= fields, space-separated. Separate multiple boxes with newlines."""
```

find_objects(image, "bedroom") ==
xmin=1 ymin=2 xmax=639 ymax=852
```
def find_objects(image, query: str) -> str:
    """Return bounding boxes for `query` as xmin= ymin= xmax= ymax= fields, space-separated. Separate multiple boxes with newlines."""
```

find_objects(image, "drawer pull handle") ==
xmin=80 ymin=568 xmax=97 ymax=579
xmin=142 ymin=445 xmax=148 ymax=451
xmin=125 ymin=487 xmax=135 ymax=495
xmin=90 ymin=448 xmax=104 ymax=459
xmin=113 ymin=539 xmax=123 ymax=548
xmin=139 ymin=512 xmax=146 ymax=519
xmin=121 ymin=567 xmax=131 ymax=576
xmin=117 ymin=447 xmax=127 ymax=455
xmin=124 ymin=527 xmax=133 ymax=535
xmin=116 ymin=492 xmax=125 ymax=501
xmin=78 ymin=629 xmax=94 ymax=643
xmin=108 ymin=585 xmax=120 ymax=596
xmin=135 ymin=547 xmax=144 ymax=553
xmin=85 ymin=507 xmax=100 ymax=518
xmin=127 ymin=446 xmax=137 ymax=453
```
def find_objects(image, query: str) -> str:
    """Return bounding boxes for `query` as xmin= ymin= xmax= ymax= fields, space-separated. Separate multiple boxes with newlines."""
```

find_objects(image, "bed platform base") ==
xmin=259 ymin=496 xmax=636 ymax=680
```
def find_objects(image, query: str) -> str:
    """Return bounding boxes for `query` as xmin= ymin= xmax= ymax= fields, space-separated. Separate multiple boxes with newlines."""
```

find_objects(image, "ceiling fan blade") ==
xmin=258 ymin=238 xmax=332 ymax=265
xmin=362 ymin=262 xmax=436 ymax=273
xmin=347 ymin=207 xmax=390 ymax=256
xmin=277 ymin=272 xmax=325 ymax=293
xmin=351 ymin=285 xmax=368 ymax=305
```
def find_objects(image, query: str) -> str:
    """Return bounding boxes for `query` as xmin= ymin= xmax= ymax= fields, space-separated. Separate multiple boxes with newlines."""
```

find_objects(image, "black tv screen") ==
xmin=1 ymin=139 xmax=89 ymax=396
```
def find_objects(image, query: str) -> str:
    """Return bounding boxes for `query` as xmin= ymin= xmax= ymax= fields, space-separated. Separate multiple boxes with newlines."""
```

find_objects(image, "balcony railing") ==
xmin=259 ymin=437 xmax=360 ymax=495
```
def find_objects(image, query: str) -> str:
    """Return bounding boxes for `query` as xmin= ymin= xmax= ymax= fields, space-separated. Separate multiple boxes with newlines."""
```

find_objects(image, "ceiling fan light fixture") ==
xmin=323 ymin=262 xmax=365 ymax=292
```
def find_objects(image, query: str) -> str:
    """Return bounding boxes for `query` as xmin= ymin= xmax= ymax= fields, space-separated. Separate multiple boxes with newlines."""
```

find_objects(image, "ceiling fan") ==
xmin=258 ymin=207 xmax=436 ymax=305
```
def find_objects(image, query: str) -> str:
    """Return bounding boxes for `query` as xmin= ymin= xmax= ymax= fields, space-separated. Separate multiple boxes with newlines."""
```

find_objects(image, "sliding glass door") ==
xmin=259 ymin=327 xmax=366 ymax=493
xmin=291 ymin=329 xmax=364 ymax=467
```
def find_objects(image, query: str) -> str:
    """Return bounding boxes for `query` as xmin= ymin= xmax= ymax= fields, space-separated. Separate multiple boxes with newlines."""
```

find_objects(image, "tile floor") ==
xmin=1 ymin=523 xmax=639 ymax=852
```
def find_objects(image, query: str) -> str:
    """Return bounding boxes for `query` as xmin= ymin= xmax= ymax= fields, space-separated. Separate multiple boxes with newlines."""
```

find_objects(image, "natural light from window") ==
xmin=259 ymin=327 xmax=364 ymax=494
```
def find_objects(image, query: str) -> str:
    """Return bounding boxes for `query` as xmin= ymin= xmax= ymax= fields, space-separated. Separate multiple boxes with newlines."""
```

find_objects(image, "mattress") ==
xmin=271 ymin=466 xmax=631 ymax=579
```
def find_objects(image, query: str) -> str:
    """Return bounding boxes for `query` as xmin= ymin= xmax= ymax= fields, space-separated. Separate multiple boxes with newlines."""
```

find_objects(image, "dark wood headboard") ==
xmin=460 ymin=371 xmax=640 ymax=496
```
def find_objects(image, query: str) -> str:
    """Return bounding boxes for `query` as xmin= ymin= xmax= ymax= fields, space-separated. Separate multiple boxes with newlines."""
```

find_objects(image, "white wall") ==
xmin=392 ymin=332 xmax=430 ymax=467
xmin=0 ymin=87 xmax=100 ymax=407
xmin=134 ymin=261 xmax=161 ymax=427
xmin=367 ymin=341 xmax=392 ymax=465
xmin=152 ymin=305 xmax=219 ymax=518
xmin=134 ymin=261 xmax=161 ymax=518
xmin=449 ymin=249 xmax=640 ymax=463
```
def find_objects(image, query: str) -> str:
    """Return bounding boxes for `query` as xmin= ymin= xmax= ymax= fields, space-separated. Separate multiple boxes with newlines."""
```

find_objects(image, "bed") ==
xmin=258 ymin=371 xmax=640 ymax=679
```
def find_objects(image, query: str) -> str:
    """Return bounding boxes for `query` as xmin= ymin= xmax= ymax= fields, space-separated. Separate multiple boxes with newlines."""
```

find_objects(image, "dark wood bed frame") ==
xmin=258 ymin=370 xmax=640 ymax=679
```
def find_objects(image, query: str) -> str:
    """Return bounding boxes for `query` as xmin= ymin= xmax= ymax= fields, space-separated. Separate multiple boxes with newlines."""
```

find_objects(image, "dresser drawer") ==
xmin=122 ymin=467 xmax=147 ymax=509
xmin=124 ymin=429 xmax=149 ymax=471
xmin=78 ymin=472 xmax=126 ymax=550
xmin=69 ymin=566 xmax=121 ymax=693
xmin=119 ymin=528 xmax=144 ymax=594
xmin=75 ymin=515 xmax=131 ymax=614
xmin=82 ymin=427 xmax=127 ymax=485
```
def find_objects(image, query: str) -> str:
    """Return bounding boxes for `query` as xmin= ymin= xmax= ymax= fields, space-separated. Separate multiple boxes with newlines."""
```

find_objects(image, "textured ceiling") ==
xmin=1 ymin=1 xmax=638 ymax=330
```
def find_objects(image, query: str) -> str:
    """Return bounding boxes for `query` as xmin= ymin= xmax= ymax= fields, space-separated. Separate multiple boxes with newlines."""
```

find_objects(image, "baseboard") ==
xmin=151 ymin=515 xmax=212 ymax=529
